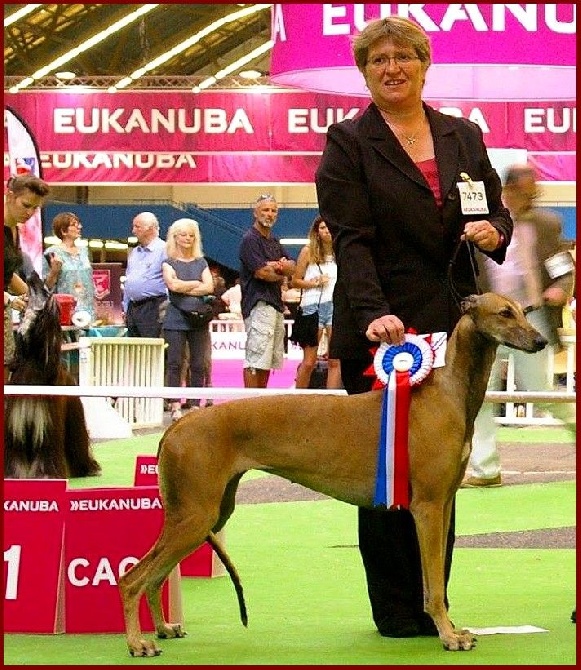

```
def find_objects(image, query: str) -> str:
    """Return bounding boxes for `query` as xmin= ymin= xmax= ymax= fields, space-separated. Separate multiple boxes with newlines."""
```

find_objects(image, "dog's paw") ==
xmin=442 ymin=629 xmax=476 ymax=651
xmin=128 ymin=639 xmax=162 ymax=657
xmin=156 ymin=623 xmax=187 ymax=639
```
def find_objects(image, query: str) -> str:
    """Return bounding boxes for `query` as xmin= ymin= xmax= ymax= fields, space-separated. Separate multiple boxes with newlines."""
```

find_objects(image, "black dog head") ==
xmin=10 ymin=271 xmax=63 ymax=382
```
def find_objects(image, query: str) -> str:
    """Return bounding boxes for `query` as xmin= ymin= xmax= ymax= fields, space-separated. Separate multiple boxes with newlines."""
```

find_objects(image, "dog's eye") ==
xmin=499 ymin=308 xmax=513 ymax=318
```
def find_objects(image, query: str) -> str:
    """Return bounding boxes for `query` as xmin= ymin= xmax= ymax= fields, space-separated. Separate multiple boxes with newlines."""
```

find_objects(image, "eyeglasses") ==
xmin=68 ymin=221 xmax=81 ymax=228
xmin=367 ymin=53 xmax=420 ymax=69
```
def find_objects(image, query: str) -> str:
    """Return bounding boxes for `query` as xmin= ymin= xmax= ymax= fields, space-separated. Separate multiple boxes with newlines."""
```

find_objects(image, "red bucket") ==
xmin=53 ymin=294 xmax=76 ymax=326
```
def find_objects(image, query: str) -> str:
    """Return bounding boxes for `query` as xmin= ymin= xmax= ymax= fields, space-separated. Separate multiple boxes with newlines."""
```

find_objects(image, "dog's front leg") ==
xmin=411 ymin=500 xmax=476 ymax=651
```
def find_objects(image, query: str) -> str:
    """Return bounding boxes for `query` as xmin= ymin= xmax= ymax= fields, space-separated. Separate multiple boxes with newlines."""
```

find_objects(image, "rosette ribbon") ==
xmin=372 ymin=335 xmax=434 ymax=509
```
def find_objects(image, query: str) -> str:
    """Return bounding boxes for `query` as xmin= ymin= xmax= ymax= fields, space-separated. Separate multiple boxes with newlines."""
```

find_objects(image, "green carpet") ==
xmin=4 ymin=426 xmax=575 ymax=665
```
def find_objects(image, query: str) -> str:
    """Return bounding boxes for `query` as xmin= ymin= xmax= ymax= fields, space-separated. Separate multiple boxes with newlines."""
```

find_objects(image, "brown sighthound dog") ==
xmin=119 ymin=293 xmax=546 ymax=656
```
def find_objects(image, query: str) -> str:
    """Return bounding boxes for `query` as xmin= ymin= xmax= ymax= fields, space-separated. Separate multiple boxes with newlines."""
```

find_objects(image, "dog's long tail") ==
xmin=206 ymin=531 xmax=248 ymax=627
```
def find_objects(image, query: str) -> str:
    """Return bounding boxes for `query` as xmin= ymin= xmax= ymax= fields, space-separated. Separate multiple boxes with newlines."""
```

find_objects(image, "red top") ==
xmin=416 ymin=158 xmax=442 ymax=208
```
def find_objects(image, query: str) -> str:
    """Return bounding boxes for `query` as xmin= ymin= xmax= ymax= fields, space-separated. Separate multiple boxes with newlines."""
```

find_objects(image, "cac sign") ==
xmin=4 ymin=479 xmax=67 ymax=634
xmin=3 ymin=480 xmax=182 ymax=635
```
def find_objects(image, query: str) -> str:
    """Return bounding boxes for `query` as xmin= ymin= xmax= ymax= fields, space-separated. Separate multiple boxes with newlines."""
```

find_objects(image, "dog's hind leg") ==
xmin=120 ymin=508 xmax=219 ymax=657
xmin=120 ymin=448 xmax=237 ymax=658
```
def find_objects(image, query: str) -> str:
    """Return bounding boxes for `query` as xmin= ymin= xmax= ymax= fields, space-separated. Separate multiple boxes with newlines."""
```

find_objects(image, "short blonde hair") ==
xmin=352 ymin=17 xmax=432 ymax=72
xmin=166 ymin=218 xmax=204 ymax=260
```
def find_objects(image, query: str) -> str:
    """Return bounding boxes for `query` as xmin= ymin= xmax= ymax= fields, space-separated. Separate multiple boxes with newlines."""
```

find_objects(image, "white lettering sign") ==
xmin=54 ymin=108 xmax=254 ymax=135
xmin=322 ymin=4 xmax=575 ymax=35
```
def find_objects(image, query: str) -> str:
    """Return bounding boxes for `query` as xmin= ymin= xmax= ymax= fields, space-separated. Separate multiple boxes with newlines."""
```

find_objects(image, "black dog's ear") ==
xmin=460 ymin=294 xmax=479 ymax=314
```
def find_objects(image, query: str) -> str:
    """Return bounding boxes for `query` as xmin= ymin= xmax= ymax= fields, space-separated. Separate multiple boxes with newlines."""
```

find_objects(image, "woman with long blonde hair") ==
xmin=162 ymin=218 xmax=214 ymax=420
xmin=291 ymin=215 xmax=341 ymax=388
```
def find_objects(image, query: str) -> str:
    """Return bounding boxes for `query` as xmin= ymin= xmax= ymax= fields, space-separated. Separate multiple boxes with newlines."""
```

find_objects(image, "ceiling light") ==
xmin=55 ymin=71 xmax=76 ymax=80
xmin=4 ymin=5 xmax=42 ymax=27
xmin=239 ymin=69 xmax=262 ymax=80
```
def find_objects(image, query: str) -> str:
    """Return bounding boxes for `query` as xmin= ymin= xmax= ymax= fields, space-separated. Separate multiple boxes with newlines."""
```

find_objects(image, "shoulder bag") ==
xmin=289 ymin=265 xmax=322 ymax=347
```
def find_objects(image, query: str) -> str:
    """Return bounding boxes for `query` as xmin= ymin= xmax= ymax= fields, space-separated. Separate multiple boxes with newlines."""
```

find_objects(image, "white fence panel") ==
xmin=498 ymin=334 xmax=576 ymax=426
xmin=78 ymin=337 xmax=165 ymax=429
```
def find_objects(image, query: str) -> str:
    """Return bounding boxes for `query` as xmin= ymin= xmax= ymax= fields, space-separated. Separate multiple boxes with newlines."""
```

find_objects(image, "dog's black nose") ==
xmin=534 ymin=334 xmax=548 ymax=351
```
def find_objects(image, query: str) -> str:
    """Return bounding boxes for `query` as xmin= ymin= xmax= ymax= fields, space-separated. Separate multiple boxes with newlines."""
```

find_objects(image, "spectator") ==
xmin=463 ymin=165 xmax=576 ymax=488
xmin=162 ymin=218 xmax=214 ymax=420
xmin=315 ymin=16 xmax=512 ymax=637
xmin=221 ymin=279 xmax=242 ymax=319
xmin=291 ymin=215 xmax=341 ymax=389
xmin=239 ymin=194 xmax=296 ymax=388
xmin=43 ymin=212 xmax=96 ymax=323
xmin=281 ymin=276 xmax=301 ymax=319
xmin=4 ymin=174 xmax=50 ymax=380
xmin=123 ymin=212 xmax=167 ymax=337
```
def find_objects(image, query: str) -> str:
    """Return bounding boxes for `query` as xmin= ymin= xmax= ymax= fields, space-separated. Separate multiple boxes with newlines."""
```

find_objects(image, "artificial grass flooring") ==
xmin=3 ymin=426 xmax=576 ymax=666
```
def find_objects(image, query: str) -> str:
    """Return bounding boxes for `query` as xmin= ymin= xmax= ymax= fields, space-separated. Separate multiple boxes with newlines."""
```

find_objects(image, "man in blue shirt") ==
xmin=239 ymin=194 xmax=295 ymax=388
xmin=123 ymin=212 xmax=167 ymax=337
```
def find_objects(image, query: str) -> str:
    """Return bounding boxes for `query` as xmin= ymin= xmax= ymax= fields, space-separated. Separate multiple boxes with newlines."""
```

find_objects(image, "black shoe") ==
xmin=376 ymin=614 xmax=421 ymax=638
xmin=572 ymin=609 xmax=576 ymax=624
xmin=376 ymin=613 xmax=441 ymax=638
xmin=417 ymin=613 xmax=439 ymax=636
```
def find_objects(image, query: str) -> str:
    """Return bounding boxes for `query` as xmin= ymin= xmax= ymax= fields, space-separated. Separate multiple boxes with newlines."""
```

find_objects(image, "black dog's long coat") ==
xmin=4 ymin=272 xmax=101 ymax=479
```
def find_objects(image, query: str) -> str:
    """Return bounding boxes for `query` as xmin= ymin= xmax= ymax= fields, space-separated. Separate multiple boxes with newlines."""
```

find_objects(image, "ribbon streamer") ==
xmin=373 ymin=335 xmax=434 ymax=509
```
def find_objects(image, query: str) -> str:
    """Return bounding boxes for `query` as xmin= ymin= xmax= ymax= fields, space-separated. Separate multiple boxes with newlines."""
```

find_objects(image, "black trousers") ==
xmin=126 ymin=296 xmax=165 ymax=338
xmin=340 ymin=357 xmax=455 ymax=624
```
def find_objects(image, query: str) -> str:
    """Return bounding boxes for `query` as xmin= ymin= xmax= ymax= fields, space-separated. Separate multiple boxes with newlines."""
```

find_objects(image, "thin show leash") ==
xmin=448 ymin=237 xmax=538 ymax=318
xmin=447 ymin=238 xmax=482 ymax=310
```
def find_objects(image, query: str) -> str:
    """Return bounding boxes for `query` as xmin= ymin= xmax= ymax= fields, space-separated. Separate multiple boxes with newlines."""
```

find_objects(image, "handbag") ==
xmin=290 ymin=306 xmax=319 ymax=347
xmin=290 ymin=267 xmax=323 ymax=347
xmin=178 ymin=299 xmax=214 ymax=329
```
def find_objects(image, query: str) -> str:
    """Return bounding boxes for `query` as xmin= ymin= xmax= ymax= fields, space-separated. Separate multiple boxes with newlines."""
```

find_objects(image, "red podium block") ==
xmin=4 ymin=479 xmax=67 ymax=634
xmin=65 ymin=486 xmax=182 ymax=633
xmin=134 ymin=455 xmax=225 ymax=578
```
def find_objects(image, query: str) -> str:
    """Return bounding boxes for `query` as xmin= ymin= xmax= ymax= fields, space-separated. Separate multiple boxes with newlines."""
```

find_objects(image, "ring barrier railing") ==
xmin=6 ymin=322 xmax=575 ymax=429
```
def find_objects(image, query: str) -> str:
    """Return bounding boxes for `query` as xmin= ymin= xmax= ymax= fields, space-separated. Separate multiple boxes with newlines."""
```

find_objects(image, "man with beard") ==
xmin=239 ymin=194 xmax=295 ymax=388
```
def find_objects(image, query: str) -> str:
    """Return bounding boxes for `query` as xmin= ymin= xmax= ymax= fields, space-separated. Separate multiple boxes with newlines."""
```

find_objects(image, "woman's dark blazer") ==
xmin=315 ymin=102 xmax=513 ymax=359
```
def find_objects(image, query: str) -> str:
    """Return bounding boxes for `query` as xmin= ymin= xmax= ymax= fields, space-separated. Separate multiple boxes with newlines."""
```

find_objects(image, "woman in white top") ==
xmin=291 ymin=215 xmax=341 ymax=388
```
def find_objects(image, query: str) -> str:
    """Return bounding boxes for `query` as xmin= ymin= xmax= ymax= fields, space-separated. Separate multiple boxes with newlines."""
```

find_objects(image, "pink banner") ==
xmin=65 ymin=486 xmax=175 ymax=633
xmin=4 ymin=91 xmax=576 ymax=183
xmin=4 ymin=479 xmax=67 ymax=634
xmin=270 ymin=4 xmax=576 ymax=100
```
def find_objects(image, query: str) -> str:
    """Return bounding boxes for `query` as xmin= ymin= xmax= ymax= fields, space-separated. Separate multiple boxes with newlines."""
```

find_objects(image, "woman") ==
xmin=162 ymin=218 xmax=214 ymax=420
xmin=291 ymin=215 xmax=341 ymax=389
xmin=43 ymin=212 xmax=96 ymax=323
xmin=4 ymin=174 xmax=50 ymax=380
xmin=315 ymin=17 xmax=512 ymax=637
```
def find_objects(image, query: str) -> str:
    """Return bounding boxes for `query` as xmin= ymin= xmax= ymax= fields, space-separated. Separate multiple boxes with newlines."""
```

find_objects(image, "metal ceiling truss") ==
xmin=4 ymin=4 xmax=272 ymax=91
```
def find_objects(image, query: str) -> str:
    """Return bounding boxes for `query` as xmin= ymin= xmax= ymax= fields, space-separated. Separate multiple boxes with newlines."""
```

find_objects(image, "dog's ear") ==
xmin=460 ymin=294 xmax=481 ymax=314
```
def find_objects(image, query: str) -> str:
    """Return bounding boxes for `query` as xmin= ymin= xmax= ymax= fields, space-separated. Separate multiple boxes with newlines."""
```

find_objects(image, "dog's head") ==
xmin=461 ymin=292 xmax=547 ymax=353
xmin=11 ymin=272 xmax=63 ymax=380
xmin=17 ymin=271 xmax=59 ymax=342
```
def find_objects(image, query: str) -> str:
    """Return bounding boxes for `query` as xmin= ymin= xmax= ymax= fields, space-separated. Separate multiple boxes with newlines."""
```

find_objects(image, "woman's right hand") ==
xmin=47 ymin=254 xmax=63 ymax=275
xmin=366 ymin=314 xmax=405 ymax=345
